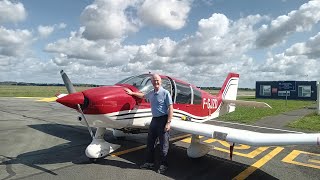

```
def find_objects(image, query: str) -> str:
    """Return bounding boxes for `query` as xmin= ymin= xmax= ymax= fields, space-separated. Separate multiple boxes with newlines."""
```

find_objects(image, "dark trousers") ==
xmin=146 ymin=115 xmax=170 ymax=166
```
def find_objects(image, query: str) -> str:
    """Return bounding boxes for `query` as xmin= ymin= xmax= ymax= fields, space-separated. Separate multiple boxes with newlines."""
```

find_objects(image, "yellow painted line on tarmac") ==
xmin=15 ymin=97 xmax=57 ymax=102
xmin=183 ymin=138 xmax=268 ymax=158
xmin=214 ymin=146 xmax=269 ymax=158
xmin=36 ymin=97 xmax=57 ymax=102
xmin=16 ymin=97 xmax=39 ymax=99
xmin=282 ymin=150 xmax=320 ymax=169
xmin=309 ymin=159 xmax=320 ymax=164
xmin=204 ymin=139 xmax=251 ymax=150
xmin=111 ymin=145 xmax=147 ymax=157
xmin=233 ymin=147 xmax=284 ymax=180
xmin=111 ymin=134 xmax=191 ymax=157
xmin=180 ymin=136 xmax=204 ymax=143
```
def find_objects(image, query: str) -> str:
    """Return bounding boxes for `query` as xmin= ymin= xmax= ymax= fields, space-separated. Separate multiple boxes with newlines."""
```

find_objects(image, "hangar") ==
xmin=255 ymin=81 xmax=317 ymax=100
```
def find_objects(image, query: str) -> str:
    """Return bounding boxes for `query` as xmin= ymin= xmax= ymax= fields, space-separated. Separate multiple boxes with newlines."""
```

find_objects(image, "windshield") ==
xmin=117 ymin=74 xmax=153 ymax=94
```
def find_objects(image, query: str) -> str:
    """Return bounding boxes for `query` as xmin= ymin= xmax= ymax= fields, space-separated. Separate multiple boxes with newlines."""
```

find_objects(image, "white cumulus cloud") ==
xmin=138 ymin=0 xmax=191 ymax=30
xmin=0 ymin=27 xmax=33 ymax=57
xmin=285 ymin=32 xmax=320 ymax=59
xmin=38 ymin=25 xmax=54 ymax=38
xmin=80 ymin=0 xmax=141 ymax=41
xmin=0 ymin=0 xmax=26 ymax=24
xmin=256 ymin=0 xmax=320 ymax=47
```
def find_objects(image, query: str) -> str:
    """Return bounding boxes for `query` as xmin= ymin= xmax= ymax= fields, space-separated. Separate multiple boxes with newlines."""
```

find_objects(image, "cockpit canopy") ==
xmin=116 ymin=74 xmax=203 ymax=105
xmin=116 ymin=74 xmax=172 ymax=94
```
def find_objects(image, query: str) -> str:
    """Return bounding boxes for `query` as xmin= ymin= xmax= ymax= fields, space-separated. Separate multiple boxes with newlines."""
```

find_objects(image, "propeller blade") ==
xmin=60 ymin=70 xmax=76 ymax=94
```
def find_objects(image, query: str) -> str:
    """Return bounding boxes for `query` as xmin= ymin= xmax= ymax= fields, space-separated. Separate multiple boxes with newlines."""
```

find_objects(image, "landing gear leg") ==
xmin=187 ymin=135 xmax=210 ymax=158
xmin=85 ymin=127 xmax=120 ymax=161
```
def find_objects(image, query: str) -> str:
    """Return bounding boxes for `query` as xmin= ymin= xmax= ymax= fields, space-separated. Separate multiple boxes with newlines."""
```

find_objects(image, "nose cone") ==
xmin=56 ymin=92 xmax=84 ymax=109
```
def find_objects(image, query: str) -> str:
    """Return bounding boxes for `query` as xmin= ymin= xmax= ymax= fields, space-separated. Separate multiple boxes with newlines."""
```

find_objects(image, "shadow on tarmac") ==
xmin=1 ymin=123 xmax=278 ymax=180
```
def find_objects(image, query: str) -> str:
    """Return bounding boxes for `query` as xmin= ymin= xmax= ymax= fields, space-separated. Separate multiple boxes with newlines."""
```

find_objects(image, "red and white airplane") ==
xmin=56 ymin=70 xmax=320 ymax=161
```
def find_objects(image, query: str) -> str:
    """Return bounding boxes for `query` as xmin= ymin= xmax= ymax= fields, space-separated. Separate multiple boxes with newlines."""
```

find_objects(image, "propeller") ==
xmin=60 ymin=70 xmax=94 ymax=138
xmin=60 ymin=70 xmax=76 ymax=94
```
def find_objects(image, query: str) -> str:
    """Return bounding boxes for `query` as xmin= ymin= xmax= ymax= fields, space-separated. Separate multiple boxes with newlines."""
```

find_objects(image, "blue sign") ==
xmin=278 ymin=81 xmax=296 ymax=91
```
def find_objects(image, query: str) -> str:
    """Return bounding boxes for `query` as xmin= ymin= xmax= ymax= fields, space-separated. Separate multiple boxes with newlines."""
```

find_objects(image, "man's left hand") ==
xmin=164 ymin=123 xmax=171 ymax=132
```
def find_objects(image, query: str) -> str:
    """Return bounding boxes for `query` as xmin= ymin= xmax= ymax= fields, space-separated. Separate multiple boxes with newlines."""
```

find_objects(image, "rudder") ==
xmin=218 ymin=73 xmax=239 ymax=115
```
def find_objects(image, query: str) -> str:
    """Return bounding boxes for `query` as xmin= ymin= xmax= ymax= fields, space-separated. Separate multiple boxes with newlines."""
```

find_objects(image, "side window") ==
xmin=162 ymin=78 xmax=172 ymax=95
xmin=140 ymin=78 xmax=153 ymax=94
xmin=193 ymin=87 xmax=202 ymax=104
xmin=176 ymin=82 xmax=191 ymax=104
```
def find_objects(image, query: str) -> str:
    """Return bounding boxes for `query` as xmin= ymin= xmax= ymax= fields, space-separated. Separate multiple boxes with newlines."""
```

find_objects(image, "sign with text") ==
xmin=278 ymin=81 xmax=296 ymax=91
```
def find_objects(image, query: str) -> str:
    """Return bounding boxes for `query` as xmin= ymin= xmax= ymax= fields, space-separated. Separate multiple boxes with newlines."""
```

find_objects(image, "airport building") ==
xmin=255 ymin=81 xmax=318 ymax=100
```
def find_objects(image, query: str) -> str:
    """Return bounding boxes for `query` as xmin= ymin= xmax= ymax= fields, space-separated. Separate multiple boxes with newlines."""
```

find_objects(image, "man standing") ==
xmin=125 ymin=74 xmax=173 ymax=174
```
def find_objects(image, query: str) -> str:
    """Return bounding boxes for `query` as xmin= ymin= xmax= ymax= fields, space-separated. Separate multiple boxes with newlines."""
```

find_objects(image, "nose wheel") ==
xmin=85 ymin=128 xmax=121 ymax=161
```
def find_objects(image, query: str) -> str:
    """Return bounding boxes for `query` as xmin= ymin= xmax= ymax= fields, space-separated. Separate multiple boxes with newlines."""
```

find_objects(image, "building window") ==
xmin=260 ymin=85 xmax=271 ymax=96
xmin=298 ymin=86 xmax=311 ymax=97
xmin=278 ymin=91 xmax=290 ymax=96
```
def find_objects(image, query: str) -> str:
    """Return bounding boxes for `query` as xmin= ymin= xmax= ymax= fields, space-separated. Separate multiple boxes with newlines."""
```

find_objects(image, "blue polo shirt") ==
xmin=145 ymin=86 xmax=173 ymax=117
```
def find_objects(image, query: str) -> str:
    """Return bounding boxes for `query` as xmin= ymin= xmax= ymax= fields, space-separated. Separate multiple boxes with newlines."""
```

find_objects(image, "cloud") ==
xmin=254 ymin=53 xmax=318 ymax=79
xmin=198 ymin=13 xmax=229 ymax=38
xmin=0 ymin=26 xmax=33 ymax=57
xmin=45 ymin=32 xmax=111 ymax=61
xmin=45 ymin=12 xmax=268 ymax=86
xmin=285 ymin=32 xmax=320 ymax=59
xmin=80 ymin=0 xmax=141 ymax=41
xmin=37 ymin=23 xmax=67 ymax=38
xmin=256 ymin=0 xmax=320 ymax=47
xmin=138 ymin=0 xmax=191 ymax=30
xmin=170 ymin=14 xmax=267 ymax=65
xmin=58 ymin=23 xmax=67 ymax=29
xmin=0 ymin=0 xmax=26 ymax=24
xmin=38 ymin=25 xmax=54 ymax=38
xmin=45 ymin=27 xmax=139 ymax=67
xmin=31 ymin=1 xmax=320 ymax=87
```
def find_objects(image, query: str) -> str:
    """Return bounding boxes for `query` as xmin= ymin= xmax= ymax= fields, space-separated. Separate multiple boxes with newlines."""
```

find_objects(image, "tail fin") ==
xmin=218 ymin=73 xmax=239 ymax=100
xmin=218 ymin=73 xmax=239 ymax=115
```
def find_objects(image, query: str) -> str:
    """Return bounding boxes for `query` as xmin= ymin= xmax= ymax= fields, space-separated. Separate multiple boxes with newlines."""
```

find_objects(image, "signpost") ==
xmin=278 ymin=81 xmax=296 ymax=107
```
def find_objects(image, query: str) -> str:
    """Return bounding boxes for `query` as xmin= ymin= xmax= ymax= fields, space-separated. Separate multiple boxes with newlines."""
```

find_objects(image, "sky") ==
xmin=0 ymin=0 xmax=320 ymax=88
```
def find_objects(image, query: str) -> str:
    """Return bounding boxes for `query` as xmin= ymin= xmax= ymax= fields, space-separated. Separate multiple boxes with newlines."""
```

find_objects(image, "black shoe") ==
xmin=140 ymin=163 xmax=154 ymax=170
xmin=157 ymin=165 xmax=168 ymax=174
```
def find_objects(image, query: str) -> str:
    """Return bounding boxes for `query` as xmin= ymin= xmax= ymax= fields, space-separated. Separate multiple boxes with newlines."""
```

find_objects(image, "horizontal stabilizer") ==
xmin=222 ymin=99 xmax=272 ymax=108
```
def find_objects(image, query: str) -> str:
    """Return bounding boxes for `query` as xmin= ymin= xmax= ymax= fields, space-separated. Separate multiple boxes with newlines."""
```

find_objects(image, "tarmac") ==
xmin=0 ymin=97 xmax=319 ymax=180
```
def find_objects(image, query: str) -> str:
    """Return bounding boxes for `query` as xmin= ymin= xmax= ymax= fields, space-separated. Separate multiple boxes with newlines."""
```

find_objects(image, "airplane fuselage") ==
xmin=57 ymin=73 xmax=239 ymax=129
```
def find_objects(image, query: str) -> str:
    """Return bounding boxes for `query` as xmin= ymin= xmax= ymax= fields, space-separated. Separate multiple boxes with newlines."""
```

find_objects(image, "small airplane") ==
xmin=56 ymin=70 xmax=320 ymax=161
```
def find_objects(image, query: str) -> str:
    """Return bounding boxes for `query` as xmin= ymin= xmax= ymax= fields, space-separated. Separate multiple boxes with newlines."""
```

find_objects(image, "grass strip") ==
xmin=288 ymin=112 xmax=320 ymax=132
xmin=220 ymin=97 xmax=315 ymax=124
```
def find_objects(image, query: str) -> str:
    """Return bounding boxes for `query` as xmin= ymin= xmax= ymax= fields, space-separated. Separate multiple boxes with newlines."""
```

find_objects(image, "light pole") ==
xmin=317 ymin=81 xmax=320 ymax=115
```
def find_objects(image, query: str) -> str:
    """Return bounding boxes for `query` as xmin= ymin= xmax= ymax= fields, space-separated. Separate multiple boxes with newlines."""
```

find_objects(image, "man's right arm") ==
xmin=124 ymin=88 xmax=145 ymax=99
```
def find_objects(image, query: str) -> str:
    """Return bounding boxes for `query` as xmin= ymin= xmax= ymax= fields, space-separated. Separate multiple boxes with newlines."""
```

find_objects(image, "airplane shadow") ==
xmin=1 ymin=123 xmax=278 ymax=180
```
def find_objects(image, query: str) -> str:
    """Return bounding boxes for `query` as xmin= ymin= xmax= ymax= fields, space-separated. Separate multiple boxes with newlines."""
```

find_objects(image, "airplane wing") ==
xmin=222 ymin=99 xmax=272 ymax=108
xmin=168 ymin=119 xmax=320 ymax=146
